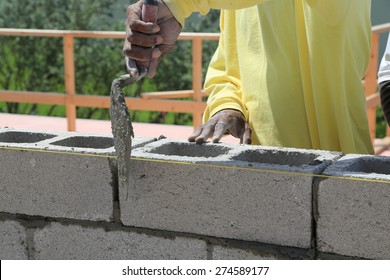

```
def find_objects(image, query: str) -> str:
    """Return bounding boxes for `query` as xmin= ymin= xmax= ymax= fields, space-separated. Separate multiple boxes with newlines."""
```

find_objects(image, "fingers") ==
xmin=188 ymin=110 xmax=252 ymax=145
xmin=146 ymin=43 xmax=171 ymax=77
xmin=212 ymin=122 xmax=229 ymax=143
xmin=127 ymin=20 xmax=160 ymax=34
xmin=124 ymin=2 xmax=161 ymax=76
xmin=127 ymin=31 xmax=163 ymax=48
xmin=243 ymin=122 xmax=252 ymax=144
xmin=123 ymin=44 xmax=161 ymax=61
xmin=126 ymin=2 xmax=159 ymax=34
xmin=188 ymin=126 xmax=203 ymax=142
xmin=188 ymin=114 xmax=229 ymax=144
xmin=188 ymin=124 xmax=216 ymax=144
xmin=124 ymin=1 xmax=182 ymax=77
xmin=239 ymin=122 xmax=252 ymax=144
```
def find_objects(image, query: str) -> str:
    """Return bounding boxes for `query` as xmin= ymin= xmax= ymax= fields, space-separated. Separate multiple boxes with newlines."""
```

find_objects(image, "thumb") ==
xmin=243 ymin=122 xmax=252 ymax=144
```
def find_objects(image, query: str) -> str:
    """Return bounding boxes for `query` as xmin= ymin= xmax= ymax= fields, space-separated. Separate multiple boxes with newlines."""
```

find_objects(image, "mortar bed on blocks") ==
xmin=1 ymin=113 xmax=389 ymax=155
xmin=0 ymin=113 xmax=238 ymax=144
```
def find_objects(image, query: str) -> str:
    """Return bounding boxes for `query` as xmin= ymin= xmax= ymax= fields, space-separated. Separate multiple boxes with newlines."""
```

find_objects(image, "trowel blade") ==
xmin=110 ymin=74 xmax=138 ymax=199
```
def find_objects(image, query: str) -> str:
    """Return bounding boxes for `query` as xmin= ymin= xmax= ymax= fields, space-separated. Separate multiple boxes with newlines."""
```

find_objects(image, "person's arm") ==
xmin=188 ymin=10 xmax=251 ymax=144
xmin=379 ymin=33 xmax=390 ymax=126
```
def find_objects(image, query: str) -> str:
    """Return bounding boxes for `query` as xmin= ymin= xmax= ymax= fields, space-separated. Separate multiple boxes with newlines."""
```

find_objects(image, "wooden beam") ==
xmin=192 ymin=38 xmax=203 ymax=128
xmin=0 ymin=90 xmax=66 ymax=105
xmin=141 ymin=90 xmax=207 ymax=100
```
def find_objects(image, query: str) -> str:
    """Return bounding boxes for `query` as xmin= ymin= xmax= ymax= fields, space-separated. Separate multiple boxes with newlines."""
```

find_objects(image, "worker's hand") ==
xmin=123 ymin=0 xmax=182 ymax=78
xmin=188 ymin=109 xmax=252 ymax=144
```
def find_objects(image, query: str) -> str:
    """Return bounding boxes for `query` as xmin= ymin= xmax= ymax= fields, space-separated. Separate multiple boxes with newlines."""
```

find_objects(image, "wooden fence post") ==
xmin=63 ymin=34 xmax=77 ymax=131
xmin=192 ymin=38 xmax=203 ymax=128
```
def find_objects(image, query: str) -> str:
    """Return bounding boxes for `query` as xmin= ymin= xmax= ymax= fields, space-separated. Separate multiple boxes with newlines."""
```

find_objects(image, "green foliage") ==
xmin=0 ymin=0 xmax=119 ymax=118
xmin=376 ymin=107 xmax=387 ymax=138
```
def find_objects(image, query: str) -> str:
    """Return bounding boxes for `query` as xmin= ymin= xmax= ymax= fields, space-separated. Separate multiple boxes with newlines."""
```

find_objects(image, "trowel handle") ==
xmin=137 ymin=0 xmax=159 ymax=77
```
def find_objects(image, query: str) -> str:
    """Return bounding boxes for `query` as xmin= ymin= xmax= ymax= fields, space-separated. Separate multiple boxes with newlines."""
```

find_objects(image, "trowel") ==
xmin=110 ymin=0 xmax=158 ymax=199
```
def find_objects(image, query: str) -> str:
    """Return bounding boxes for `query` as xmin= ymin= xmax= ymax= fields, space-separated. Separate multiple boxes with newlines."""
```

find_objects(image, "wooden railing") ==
xmin=0 ymin=25 xmax=390 ymax=153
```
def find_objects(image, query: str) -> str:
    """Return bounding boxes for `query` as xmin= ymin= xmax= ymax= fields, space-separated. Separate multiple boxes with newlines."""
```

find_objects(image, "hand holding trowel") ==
xmin=110 ymin=0 xmax=158 ymax=199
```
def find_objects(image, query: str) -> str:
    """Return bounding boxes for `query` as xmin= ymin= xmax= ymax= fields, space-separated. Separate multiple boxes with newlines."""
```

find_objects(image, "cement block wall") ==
xmin=0 ymin=128 xmax=389 ymax=260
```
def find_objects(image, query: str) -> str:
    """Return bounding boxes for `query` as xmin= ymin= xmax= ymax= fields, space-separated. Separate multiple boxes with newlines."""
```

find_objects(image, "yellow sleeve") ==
xmin=163 ymin=0 xmax=353 ymax=27
xmin=162 ymin=0 xmax=267 ymax=26
xmin=202 ymin=11 xmax=248 ymax=123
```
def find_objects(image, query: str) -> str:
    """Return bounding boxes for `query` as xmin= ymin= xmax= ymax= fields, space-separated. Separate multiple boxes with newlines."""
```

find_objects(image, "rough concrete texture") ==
xmin=318 ymin=154 xmax=390 ymax=259
xmin=110 ymin=75 xmax=136 ymax=205
xmin=0 ymin=128 xmax=115 ymax=155
xmin=0 ymin=128 xmax=156 ymax=154
xmin=211 ymin=240 xmax=313 ymax=260
xmin=0 ymin=128 xmax=156 ymax=221
xmin=213 ymin=246 xmax=278 ymax=260
xmin=120 ymin=140 xmax=341 ymax=248
xmin=0 ymin=220 xmax=28 ymax=259
xmin=0 ymin=149 xmax=115 ymax=221
xmin=33 ymin=222 xmax=207 ymax=259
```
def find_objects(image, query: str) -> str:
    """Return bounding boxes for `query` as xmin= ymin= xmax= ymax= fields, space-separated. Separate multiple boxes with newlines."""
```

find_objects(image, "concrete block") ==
xmin=0 ymin=128 xmax=155 ymax=153
xmin=318 ymin=154 xmax=390 ymax=259
xmin=0 ymin=130 xmax=57 ymax=143
xmin=0 ymin=128 xmax=155 ymax=221
xmin=120 ymin=139 xmax=341 ymax=248
xmin=33 ymin=222 xmax=207 ymax=259
xmin=0 ymin=220 xmax=28 ymax=259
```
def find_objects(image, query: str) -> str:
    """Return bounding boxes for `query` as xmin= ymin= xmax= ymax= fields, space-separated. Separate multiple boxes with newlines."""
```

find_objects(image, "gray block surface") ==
xmin=0 ymin=128 xmax=155 ymax=221
xmin=212 ymin=245 xmax=279 ymax=260
xmin=0 ymin=220 xmax=28 ymax=259
xmin=0 ymin=149 xmax=114 ymax=221
xmin=318 ymin=154 xmax=390 ymax=259
xmin=120 ymin=140 xmax=340 ymax=248
xmin=211 ymin=240 xmax=313 ymax=260
xmin=34 ymin=222 xmax=207 ymax=259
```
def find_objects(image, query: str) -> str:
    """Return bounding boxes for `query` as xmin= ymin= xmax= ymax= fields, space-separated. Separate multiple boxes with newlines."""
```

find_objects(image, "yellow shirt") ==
xmin=164 ymin=0 xmax=374 ymax=154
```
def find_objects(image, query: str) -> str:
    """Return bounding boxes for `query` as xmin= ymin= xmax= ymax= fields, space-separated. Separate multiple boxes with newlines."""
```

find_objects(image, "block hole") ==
xmin=346 ymin=158 xmax=390 ymax=175
xmin=148 ymin=142 xmax=231 ymax=158
xmin=51 ymin=136 xmax=114 ymax=149
xmin=0 ymin=131 xmax=56 ymax=143
xmin=232 ymin=149 xmax=320 ymax=167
